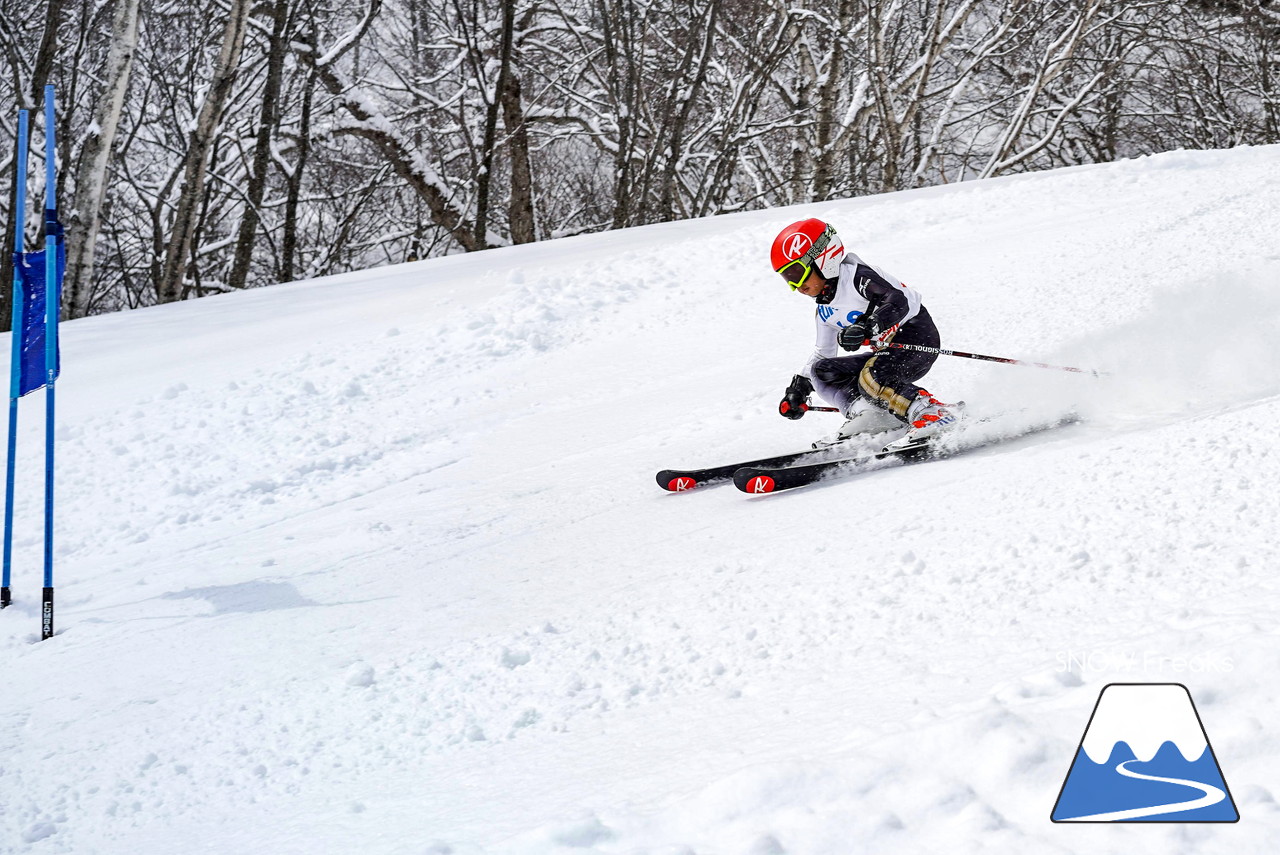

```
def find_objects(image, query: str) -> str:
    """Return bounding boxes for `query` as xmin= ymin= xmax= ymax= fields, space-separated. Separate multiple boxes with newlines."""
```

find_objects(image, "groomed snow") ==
xmin=2 ymin=146 xmax=1279 ymax=854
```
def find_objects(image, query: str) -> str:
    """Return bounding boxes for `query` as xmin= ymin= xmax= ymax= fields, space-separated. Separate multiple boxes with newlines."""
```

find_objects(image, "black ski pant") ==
xmin=811 ymin=306 xmax=941 ymax=420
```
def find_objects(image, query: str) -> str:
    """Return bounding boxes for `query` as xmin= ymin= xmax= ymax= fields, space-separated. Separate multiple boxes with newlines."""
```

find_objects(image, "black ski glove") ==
xmin=838 ymin=316 xmax=874 ymax=352
xmin=779 ymin=374 xmax=814 ymax=419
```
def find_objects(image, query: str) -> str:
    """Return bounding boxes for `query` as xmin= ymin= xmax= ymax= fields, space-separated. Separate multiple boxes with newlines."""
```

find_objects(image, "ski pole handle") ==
xmin=779 ymin=401 xmax=841 ymax=417
xmin=881 ymin=342 xmax=1107 ymax=377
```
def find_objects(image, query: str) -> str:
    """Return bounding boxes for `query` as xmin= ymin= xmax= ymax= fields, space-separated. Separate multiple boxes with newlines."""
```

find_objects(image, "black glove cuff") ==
xmin=785 ymin=374 xmax=814 ymax=397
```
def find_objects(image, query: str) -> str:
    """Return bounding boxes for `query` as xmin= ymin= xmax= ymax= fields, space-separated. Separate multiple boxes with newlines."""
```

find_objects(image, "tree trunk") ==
xmin=474 ymin=0 xmax=515 ymax=247
xmin=64 ymin=0 xmax=141 ymax=319
xmin=599 ymin=0 xmax=642 ymax=229
xmin=27 ymin=0 xmax=68 ymax=105
xmin=502 ymin=66 xmax=535 ymax=243
xmin=228 ymin=0 xmax=290 ymax=290
xmin=157 ymin=0 xmax=253 ymax=304
xmin=501 ymin=7 xmax=536 ymax=244
xmin=281 ymin=67 xmax=314 ymax=283
xmin=810 ymin=0 xmax=852 ymax=201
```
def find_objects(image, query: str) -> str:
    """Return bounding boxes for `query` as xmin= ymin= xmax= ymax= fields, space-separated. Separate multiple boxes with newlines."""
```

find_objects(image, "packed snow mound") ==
xmin=2 ymin=145 xmax=1279 ymax=854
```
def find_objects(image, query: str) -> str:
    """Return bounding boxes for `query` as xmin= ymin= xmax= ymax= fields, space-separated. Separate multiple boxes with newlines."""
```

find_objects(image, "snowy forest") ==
xmin=2 ymin=0 xmax=1278 ymax=319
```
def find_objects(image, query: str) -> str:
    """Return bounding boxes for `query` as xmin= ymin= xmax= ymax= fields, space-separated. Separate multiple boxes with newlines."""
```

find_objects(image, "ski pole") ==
xmin=779 ymin=402 xmax=841 ymax=417
xmin=880 ymin=342 xmax=1107 ymax=377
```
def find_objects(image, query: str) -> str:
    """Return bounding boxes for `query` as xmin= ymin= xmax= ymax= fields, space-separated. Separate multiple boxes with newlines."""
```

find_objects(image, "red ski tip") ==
xmin=745 ymin=475 xmax=776 ymax=494
xmin=667 ymin=477 xmax=698 ymax=492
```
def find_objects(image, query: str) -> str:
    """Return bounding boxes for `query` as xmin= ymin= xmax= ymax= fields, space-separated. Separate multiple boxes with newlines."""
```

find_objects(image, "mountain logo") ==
xmin=1051 ymin=683 xmax=1239 ymax=823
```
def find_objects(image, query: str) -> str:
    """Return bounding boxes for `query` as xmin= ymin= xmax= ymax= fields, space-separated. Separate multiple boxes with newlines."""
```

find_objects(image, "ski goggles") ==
xmin=778 ymin=259 xmax=814 ymax=290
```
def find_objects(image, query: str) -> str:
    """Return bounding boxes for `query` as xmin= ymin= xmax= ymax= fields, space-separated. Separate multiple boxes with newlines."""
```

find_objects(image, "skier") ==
xmin=770 ymin=217 xmax=959 ymax=450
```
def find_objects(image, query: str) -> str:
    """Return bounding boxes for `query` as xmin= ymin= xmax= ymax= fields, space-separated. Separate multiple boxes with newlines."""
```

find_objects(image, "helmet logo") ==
xmin=783 ymin=233 xmax=811 ymax=260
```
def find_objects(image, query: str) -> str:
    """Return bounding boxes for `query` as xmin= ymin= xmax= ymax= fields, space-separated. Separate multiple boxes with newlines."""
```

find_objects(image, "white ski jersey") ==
xmin=801 ymin=252 xmax=923 ymax=379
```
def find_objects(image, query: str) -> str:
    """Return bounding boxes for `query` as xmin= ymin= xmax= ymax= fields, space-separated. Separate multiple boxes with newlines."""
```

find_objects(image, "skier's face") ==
xmin=796 ymin=271 xmax=826 ymax=299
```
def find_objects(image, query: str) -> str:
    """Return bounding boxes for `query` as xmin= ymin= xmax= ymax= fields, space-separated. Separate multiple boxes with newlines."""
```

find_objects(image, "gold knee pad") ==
xmin=858 ymin=355 xmax=913 ymax=418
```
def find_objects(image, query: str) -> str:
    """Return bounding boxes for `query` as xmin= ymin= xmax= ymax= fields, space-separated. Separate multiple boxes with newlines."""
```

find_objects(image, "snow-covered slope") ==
xmin=3 ymin=147 xmax=1280 ymax=854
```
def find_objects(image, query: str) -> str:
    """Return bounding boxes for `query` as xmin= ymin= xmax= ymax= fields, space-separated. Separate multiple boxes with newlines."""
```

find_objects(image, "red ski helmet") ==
xmin=770 ymin=218 xmax=844 ymax=290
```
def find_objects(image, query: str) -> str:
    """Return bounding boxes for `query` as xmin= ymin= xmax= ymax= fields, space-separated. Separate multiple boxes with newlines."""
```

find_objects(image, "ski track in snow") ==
xmin=2 ymin=147 xmax=1280 ymax=853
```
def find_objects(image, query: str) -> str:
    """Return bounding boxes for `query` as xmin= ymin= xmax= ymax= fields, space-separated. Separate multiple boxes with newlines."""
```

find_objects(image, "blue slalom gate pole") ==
xmin=2 ymin=110 xmax=28 ymax=610
xmin=41 ymin=86 xmax=57 ymax=640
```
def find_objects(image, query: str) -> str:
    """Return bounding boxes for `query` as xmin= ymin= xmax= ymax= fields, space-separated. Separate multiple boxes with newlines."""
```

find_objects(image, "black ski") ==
xmin=734 ymin=416 xmax=1078 ymax=494
xmin=733 ymin=443 xmax=926 ymax=493
xmin=656 ymin=443 xmax=857 ymax=492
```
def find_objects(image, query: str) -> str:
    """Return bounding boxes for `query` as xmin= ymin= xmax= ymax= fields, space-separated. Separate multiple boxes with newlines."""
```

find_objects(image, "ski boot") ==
xmin=882 ymin=392 xmax=963 ymax=453
xmin=812 ymin=400 xmax=902 ymax=449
